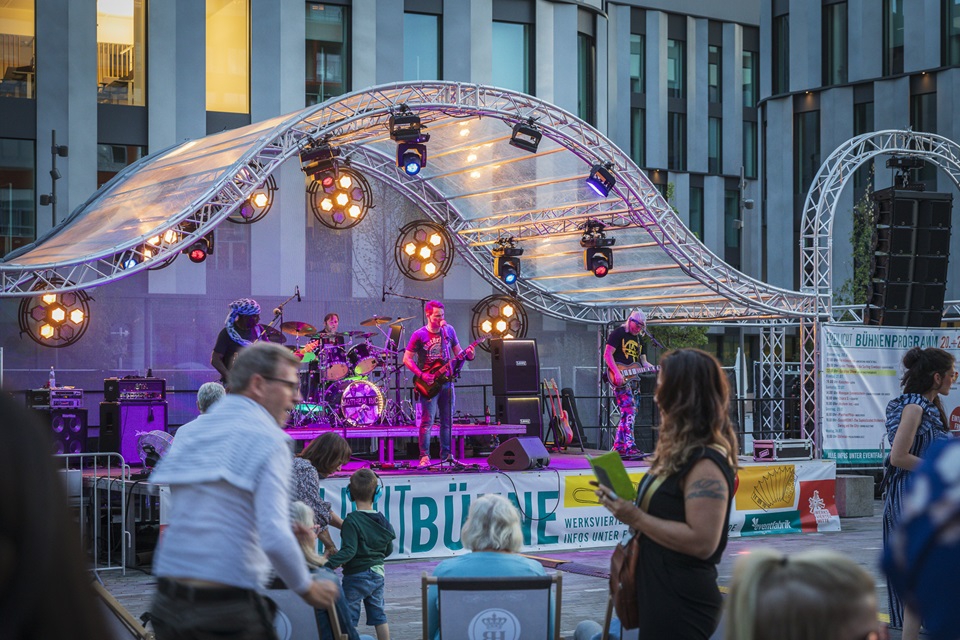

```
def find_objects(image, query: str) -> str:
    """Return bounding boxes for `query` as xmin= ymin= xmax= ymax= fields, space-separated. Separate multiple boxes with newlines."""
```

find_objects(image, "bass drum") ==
xmin=324 ymin=378 xmax=384 ymax=427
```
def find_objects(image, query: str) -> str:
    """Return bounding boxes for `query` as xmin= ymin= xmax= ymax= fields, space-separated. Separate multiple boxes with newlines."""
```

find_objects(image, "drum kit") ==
xmin=281 ymin=314 xmax=415 ymax=429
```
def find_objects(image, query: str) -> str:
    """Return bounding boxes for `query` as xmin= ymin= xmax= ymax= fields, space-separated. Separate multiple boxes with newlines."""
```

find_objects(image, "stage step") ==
xmin=836 ymin=474 xmax=874 ymax=518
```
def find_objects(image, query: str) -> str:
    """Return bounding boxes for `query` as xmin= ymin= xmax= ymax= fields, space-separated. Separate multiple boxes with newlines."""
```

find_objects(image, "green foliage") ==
xmin=835 ymin=180 xmax=876 ymax=306
xmin=646 ymin=325 xmax=709 ymax=352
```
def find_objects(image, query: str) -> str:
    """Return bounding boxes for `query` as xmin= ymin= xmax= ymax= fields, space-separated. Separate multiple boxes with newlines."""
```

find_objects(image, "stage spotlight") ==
xmin=308 ymin=167 xmax=373 ymax=230
xmin=580 ymin=219 xmax=615 ymax=277
xmin=492 ymin=237 xmax=524 ymax=285
xmin=585 ymin=163 xmax=617 ymax=197
xmin=18 ymin=287 xmax=93 ymax=348
xmin=228 ymin=174 xmax=277 ymax=225
xmin=389 ymin=107 xmax=424 ymax=142
xmin=471 ymin=294 xmax=528 ymax=352
xmin=185 ymin=233 xmax=214 ymax=263
xmin=394 ymin=220 xmax=454 ymax=282
xmin=509 ymin=120 xmax=542 ymax=153
xmin=300 ymin=142 xmax=340 ymax=179
xmin=398 ymin=142 xmax=427 ymax=176
xmin=584 ymin=247 xmax=613 ymax=277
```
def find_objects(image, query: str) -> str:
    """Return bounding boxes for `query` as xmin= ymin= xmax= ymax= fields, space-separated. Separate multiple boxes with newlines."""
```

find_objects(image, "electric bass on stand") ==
xmin=413 ymin=335 xmax=490 ymax=399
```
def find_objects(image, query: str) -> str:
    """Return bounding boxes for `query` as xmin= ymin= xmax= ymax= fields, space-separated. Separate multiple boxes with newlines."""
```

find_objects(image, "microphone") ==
xmin=295 ymin=286 xmax=301 ymax=302
xmin=381 ymin=285 xmax=386 ymax=303
xmin=272 ymin=307 xmax=282 ymax=317
xmin=439 ymin=319 xmax=447 ymax=328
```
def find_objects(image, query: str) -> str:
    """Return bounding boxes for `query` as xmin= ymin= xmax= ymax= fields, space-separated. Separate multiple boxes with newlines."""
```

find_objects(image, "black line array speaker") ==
xmin=34 ymin=407 xmax=88 ymax=454
xmin=488 ymin=436 xmax=551 ymax=471
xmin=865 ymin=188 xmax=953 ymax=327
xmin=494 ymin=395 xmax=542 ymax=438
xmin=491 ymin=338 xmax=540 ymax=396
xmin=99 ymin=402 xmax=168 ymax=464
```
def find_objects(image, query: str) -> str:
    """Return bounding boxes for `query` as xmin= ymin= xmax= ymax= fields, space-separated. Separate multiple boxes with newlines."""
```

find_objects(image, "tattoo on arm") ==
xmin=685 ymin=479 xmax=726 ymax=501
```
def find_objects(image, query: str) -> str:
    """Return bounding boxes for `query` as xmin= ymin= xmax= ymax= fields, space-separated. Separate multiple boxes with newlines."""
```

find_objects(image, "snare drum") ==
xmin=348 ymin=342 xmax=379 ymax=376
xmin=319 ymin=345 xmax=349 ymax=380
xmin=324 ymin=378 xmax=384 ymax=427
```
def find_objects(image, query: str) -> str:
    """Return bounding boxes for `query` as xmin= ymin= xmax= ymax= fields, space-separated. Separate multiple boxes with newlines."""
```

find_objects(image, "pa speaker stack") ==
xmin=490 ymin=338 xmax=542 ymax=439
xmin=865 ymin=188 xmax=953 ymax=327
xmin=488 ymin=436 xmax=551 ymax=471
xmin=99 ymin=376 xmax=168 ymax=464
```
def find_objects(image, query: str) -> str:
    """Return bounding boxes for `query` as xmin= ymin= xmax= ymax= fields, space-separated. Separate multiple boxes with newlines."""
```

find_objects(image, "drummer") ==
xmin=320 ymin=313 xmax=345 ymax=346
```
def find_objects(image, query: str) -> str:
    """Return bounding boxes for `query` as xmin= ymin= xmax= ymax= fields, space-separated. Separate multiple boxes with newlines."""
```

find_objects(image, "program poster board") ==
xmin=821 ymin=325 xmax=960 ymax=466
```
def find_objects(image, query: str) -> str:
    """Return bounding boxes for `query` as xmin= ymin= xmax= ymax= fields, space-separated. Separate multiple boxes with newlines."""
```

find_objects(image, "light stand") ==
xmin=38 ymin=129 xmax=68 ymax=227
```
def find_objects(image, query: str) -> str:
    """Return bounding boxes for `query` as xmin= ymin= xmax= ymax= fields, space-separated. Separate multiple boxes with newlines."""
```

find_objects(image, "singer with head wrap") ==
xmin=211 ymin=298 xmax=263 ymax=383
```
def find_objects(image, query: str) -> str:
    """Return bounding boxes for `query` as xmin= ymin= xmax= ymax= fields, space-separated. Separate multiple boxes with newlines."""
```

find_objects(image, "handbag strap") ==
xmin=636 ymin=472 xmax=666 ymax=513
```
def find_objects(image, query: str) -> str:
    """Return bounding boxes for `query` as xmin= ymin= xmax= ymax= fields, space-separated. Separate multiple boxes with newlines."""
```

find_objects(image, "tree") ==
xmin=835 ymin=178 xmax=876 ymax=306
xmin=646 ymin=324 xmax=709 ymax=353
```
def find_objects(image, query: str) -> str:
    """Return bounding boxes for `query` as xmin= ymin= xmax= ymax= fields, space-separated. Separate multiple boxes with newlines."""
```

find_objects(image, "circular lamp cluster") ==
xmin=471 ymin=294 xmax=527 ymax=351
xmin=229 ymin=174 xmax=277 ymax=224
xmin=18 ymin=289 xmax=93 ymax=348
xmin=393 ymin=220 xmax=454 ymax=281
xmin=309 ymin=167 xmax=373 ymax=230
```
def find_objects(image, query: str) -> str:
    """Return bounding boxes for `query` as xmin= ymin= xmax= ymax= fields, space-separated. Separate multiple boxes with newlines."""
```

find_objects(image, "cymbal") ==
xmin=390 ymin=316 xmax=414 ymax=326
xmin=347 ymin=330 xmax=375 ymax=338
xmin=281 ymin=321 xmax=317 ymax=336
xmin=360 ymin=315 xmax=394 ymax=327
xmin=259 ymin=325 xmax=287 ymax=344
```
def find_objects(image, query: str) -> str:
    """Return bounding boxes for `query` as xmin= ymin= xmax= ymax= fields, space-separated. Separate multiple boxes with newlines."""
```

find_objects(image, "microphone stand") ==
xmin=381 ymin=288 xmax=429 ymax=425
xmin=268 ymin=292 xmax=299 ymax=330
xmin=383 ymin=287 xmax=429 ymax=324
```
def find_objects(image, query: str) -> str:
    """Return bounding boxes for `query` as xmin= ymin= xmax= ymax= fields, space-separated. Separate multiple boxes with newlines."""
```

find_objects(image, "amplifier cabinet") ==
xmin=490 ymin=339 xmax=541 ymax=396
xmin=493 ymin=395 xmax=542 ymax=438
xmin=99 ymin=402 xmax=168 ymax=464
xmin=33 ymin=407 xmax=88 ymax=455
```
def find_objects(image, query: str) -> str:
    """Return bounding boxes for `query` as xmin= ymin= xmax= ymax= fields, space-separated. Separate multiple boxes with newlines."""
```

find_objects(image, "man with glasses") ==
xmin=604 ymin=309 xmax=655 ymax=456
xmin=150 ymin=342 xmax=338 ymax=639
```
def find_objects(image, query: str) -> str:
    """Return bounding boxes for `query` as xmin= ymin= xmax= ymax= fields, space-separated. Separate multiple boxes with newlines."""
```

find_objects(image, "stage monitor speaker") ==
xmin=99 ymin=402 xmax=168 ymax=464
xmin=34 ymin=407 xmax=88 ymax=455
xmin=488 ymin=436 xmax=551 ymax=471
xmin=494 ymin=395 xmax=542 ymax=438
xmin=491 ymin=338 xmax=540 ymax=396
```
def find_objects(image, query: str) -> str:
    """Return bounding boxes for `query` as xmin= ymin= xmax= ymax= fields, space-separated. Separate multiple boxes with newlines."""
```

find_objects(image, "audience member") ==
xmin=882 ymin=346 xmax=955 ymax=639
xmin=196 ymin=381 xmax=225 ymax=413
xmin=426 ymin=493 xmax=552 ymax=640
xmin=293 ymin=432 xmax=352 ymax=554
xmin=884 ymin=437 xmax=960 ymax=640
xmin=594 ymin=348 xmax=738 ymax=639
xmin=149 ymin=342 xmax=337 ymax=639
xmin=0 ymin=393 xmax=112 ymax=639
xmin=322 ymin=468 xmax=395 ymax=640
xmin=725 ymin=548 xmax=881 ymax=640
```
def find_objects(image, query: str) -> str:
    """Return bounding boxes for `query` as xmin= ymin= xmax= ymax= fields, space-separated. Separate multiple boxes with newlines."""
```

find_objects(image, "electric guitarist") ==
xmin=604 ymin=309 xmax=655 ymax=456
xmin=403 ymin=300 xmax=475 ymax=468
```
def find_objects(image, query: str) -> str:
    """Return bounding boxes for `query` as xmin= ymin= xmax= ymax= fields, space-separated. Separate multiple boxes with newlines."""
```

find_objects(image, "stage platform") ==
xmin=283 ymin=422 xmax=529 ymax=463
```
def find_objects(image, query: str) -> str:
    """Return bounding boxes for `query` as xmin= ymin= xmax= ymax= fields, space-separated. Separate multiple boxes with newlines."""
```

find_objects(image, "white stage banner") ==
xmin=820 ymin=325 xmax=960 ymax=466
xmin=317 ymin=461 xmax=839 ymax=560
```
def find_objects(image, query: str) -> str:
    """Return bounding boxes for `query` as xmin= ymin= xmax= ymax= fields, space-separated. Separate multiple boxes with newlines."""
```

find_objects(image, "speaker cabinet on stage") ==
xmin=99 ymin=402 xmax=168 ymax=464
xmin=491 ymin=338 xmax=540 ymax=396
xmin=865 ymin=188 xmax=953 ymax=328
xmin=494 ymin=395 xmax=542 ymax=438
xmin=488 ymin=436 xmax=551 ymax=471
xmin=33 ymin=407 xmax=88 ymax=455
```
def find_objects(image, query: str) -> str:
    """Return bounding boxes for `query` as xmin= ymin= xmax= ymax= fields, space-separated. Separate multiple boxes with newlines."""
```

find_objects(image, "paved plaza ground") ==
xmin=98 ymin=499 xmax=917 ymax=639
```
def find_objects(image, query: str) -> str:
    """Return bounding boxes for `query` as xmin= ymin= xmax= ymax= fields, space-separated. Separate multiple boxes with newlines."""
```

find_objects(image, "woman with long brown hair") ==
xmin=292 ymin=432 xmax=353 ymax=555
xmin=596 ymin=348 xmax=738 ymax=639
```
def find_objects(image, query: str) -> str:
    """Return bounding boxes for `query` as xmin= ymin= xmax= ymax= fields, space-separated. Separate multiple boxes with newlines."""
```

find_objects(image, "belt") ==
xmin=157 ymin=578 xmax=255 ymax=603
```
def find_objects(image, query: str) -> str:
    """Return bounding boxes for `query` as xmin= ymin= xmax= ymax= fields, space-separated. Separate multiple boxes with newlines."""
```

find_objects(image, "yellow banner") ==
xmin=734 ymin=464 xmax=796 ymax=511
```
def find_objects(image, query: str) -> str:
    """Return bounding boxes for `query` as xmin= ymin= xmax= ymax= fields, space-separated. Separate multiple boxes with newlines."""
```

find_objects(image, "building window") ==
xmin=404 ymin=12 xmax=441 ymax=80
xmin=630 ymin=33 xmax=644 ymax=94
xmin=708 ymin=45 xmax=721 ymax=103
xmin=911 ymin=93 xmax=938 ymax=186
xmin=96 ymin=0 xmax=146 ymax=106
xmin=668 ymin=112 xmax=686 ymax=171
xmin=853 ymin=101 xmax=874 ymax=194
xmin=822 ymin=2 xmax=847 ymax=86
xmin=944 ymin=0 xmax=960 ymax=65
xmin=689 ymin=186 xmax=704 ymax=239
xmin=742 ymin=51 xmax=757 ymax=108
xmin=306 ymin=3 xmax=349 ymax=107
xmin=883 ymin=0 xmax=904 ymax=76
xmin=97 ymin=144 xmax=147 ymax=188
xmin=667 ymin=39 xmax=685 ymax=99
xmin=793 ymin=110 xmax=820 ymax=196
xmin=0 ymin=139 xmax=35 ymax=258
xmin=492 ymin=21 xmax=532 ymax=94
xmin=724 ymin=188 xmax=741 ymax=269
xmin=206 ymin=0 xmax=249 ymax=113
xmin=772 ymin=15 xmax=789 ymax=95
xmin=708 ymin=117 xmax=722 ymax=174
xmin=743 ymin=120 xmax=758 ymax=179
xmin=631 ymin=108 xmax=645 ymax=167
xmin=578 ymin=32 xmax=596 ymax=125
xmin=0 ymin=2 xmax=35 ymax=99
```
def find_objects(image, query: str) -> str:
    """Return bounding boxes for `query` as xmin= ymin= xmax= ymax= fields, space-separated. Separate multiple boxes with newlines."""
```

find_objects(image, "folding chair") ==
xmin=258 ymin=587 xmax=347 ymax=640
xmin=421 ymin=571 xmax=561 ymax=640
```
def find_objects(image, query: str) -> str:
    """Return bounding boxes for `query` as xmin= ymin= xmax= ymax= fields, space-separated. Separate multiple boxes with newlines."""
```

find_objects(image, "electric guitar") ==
xmin=544 ymin=378 xmax=573 ymax=448
xmin=413 ymin=335 xmax=490 ymax=399
xmin=607 ymin=361 xmax=659 ymax=386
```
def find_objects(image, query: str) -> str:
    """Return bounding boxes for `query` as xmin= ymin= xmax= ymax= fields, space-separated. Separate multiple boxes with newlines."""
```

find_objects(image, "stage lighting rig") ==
xmin=300 ymin=141 xmax=340 ymax=180
xmin=580 ymin=219 xmax=615 ymax=278
xmin=886 ymin=155 xmax=926 ymax=190
xmin=585 ymin=162 xmax=617 ymax=197
xmin=509 ymin=119 xmax=542 ymax=154
xmin=492 ymin=237 xmax=524 ymax=285
xmin=390 ymin=106 xmax=430 ymax=175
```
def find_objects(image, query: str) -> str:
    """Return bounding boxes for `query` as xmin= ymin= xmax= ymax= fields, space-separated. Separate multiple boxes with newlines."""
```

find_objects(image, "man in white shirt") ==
xmin=150 ymin=342 xmax=337 ymax=639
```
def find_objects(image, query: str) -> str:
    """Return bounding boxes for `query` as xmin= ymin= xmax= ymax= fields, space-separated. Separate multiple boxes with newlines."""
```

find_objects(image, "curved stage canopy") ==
xmin=0 ymin=82 xmax=818 ymax=324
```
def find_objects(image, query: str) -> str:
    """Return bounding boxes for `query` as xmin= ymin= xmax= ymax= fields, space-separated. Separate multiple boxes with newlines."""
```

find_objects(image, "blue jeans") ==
xmin=417 ymin=383 xmax=454 ymax=458
xmin=342 ymin=569 xmax=387 ymax=627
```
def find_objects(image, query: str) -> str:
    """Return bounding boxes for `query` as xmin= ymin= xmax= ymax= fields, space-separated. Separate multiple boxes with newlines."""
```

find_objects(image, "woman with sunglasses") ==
xmin=883 ymin=346 xmax=956 ymax=639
